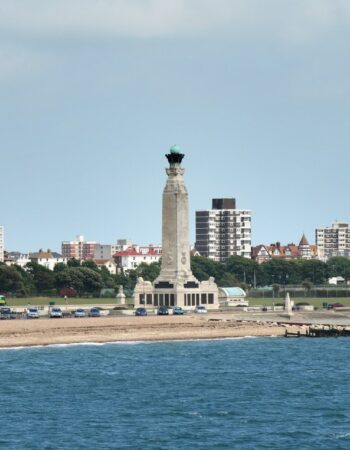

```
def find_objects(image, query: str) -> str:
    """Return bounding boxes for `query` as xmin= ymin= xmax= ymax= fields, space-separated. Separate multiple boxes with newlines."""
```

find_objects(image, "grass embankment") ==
xmin=5 ymin=297 xmax=134 ymax=307
xmin=247 ymin=297 xmax=350 ymax=308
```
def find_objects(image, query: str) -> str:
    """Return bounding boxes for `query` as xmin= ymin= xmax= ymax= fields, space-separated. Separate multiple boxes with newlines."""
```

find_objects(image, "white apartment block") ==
xmin=196 ymin=198 xmax=252 ymax=262
xmin=0 ymin=225 xmax=4 ymax=263
xmin=316 ymin=222 xmax=350 ymax=260
xmin=115 ymin=245 xmax=162 ymax=270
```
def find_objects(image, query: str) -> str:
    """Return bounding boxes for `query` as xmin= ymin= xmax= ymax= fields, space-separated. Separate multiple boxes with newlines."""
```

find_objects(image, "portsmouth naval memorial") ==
xmin=134 ymin=146 xmax=219 ymax=310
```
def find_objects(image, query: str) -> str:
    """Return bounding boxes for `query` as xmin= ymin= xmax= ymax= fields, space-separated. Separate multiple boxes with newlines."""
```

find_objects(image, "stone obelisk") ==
xmin=155 ymin=145 xmax=197 ymax=284
xmin=133 ymin=146 xmax=218 ymax=309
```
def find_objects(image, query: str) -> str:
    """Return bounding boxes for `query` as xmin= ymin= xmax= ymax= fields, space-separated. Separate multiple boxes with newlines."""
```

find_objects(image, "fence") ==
xmin=249 ymin=286 xmax=350 ymax=299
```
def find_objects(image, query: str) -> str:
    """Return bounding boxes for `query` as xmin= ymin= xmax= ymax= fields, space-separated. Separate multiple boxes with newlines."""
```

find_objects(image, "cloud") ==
xmin=0 ymin=0 xmax=350 ymax=41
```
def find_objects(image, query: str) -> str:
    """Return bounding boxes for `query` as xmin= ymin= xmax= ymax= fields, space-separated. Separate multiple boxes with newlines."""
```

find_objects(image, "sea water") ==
xmin=0 ymin=338 xmax=350 ymax=449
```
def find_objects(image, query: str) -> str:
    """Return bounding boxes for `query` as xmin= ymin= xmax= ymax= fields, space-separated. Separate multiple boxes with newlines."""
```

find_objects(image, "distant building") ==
xmin=115 ymin=245 xmax=162 ymax=270
xmin=94 ymin=259 xmax=118 ymax=275
xmin=6 ymin=251 xmax=66 ymax=270
xmin=113 ymin=239 xmax=133 ymax=253
xmin=328 ymin=276 xmax=346 ymax=285
xmin=5 ymin=253 xmax=31 ymax=267
xmin=62 ymin=235 xmax=96 ymax=260
xmin=252 ymin=234 xmax=317 ymax=263
xmin=94 ymin=244 xmax=113 ymax=260
xmin=218 ymin=287 xmax=248 ymax=307
xmin=195 ymin=198 xmax=252 ymax=262
xmin=30 ymin=251 xmax=67 ymax=270
xmin=0 ymin=225 xmax=3 ymax=263
xmin=316 ymin=222 xmax=350 ymax=260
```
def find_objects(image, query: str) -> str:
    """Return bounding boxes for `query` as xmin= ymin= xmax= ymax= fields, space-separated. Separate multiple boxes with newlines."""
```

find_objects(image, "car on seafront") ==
xmin=157 ymin=306 xmax=169 ymax=315
xmin=173 ymin=306 xmax=185 ymax=315
xmin=194 ymin=305 xmax=207 ymax=314
xmin=0 ymin=307 xmax=16 ymax=320
xmin=88 ymin=308 xmax=101 ymax=317
xmin=27 ymin=307 xmax=39 ymax=319
xmin=50 ymin=307 xmax=63 ymax=318
xmin=74 ymin=308 xmax=86 ymax=318
xmin=327 ymin=303 xmax=345 ymax=310
xmin=135 ymin=307 xmax=147 ymax=316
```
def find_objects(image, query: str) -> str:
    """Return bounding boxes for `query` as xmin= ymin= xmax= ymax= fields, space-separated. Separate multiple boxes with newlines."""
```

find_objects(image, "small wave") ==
xmin=335 ymin=432 xmax=350 ymax=440
xmin=0 ymin=335 xmax=281 ymax=351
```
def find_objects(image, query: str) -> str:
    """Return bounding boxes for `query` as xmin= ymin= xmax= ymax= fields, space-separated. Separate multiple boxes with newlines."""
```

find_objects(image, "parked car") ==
xmin=327 ymin=303 xmax=345 ymax=310
xmin=50 ymin=307 xmax=63 ymax=318
xmin=89 ymin=308 xmax=101 ymax=317
xmin=74 ymin=308 xmax=86 ymax=318
xmin=0 ymin=307 xmax=16 ymax=320
xmin=135 ymin=307 xmax=147 ymax=316
xmin=157 ymin=306 xmax=169 ymax=315
xmin=173 ymin=306 xmax=185 ymax=315
xmin=194 ymin=305 xmax=207 ymax=314
xmin=27 ymin=307 xmax=39 ymax=319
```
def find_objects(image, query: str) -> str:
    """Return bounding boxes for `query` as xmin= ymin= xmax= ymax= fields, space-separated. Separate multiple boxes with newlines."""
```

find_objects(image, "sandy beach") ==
xmin=0 ymin=314 xmax=308 ymax=348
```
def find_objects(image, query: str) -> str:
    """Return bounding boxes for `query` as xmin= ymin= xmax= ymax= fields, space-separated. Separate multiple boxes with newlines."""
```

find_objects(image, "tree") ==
xmin=78 ymin=267 xmax=103 ymax=294
xmin=99 ymin=266 xmax=115 ymax=288
xmin=135 ymin=262 xmax=160 ymax=282
xmin=191 ymin=256 xmax=224 ymax=282
xmin=261 ymin=259 xmax=299 ymax=285
xmin=272 ymin=283 xmax=280 ymax=298
xmin=225 ymin=256 xmax=260 ymax=286
xmin=217 ymin=272 xmax=240 ymax=287
xmin=297 ymin=259 xmax=328 ymax=285
xmin=302 ymin=280 xmax=313 ymax=296
xmin=55 ymin=268 xmax=85 ymax=295
xmin=67 ymin=258 xmax=81 ymax=268
xmin=0 ymin=263 xmax=27 ymax=295
xmin=327 ymin=257 xmax=350 ymax=279
xmin=53 ymin=263 xmax=67 ymax=273
xmin=25 ymin=262 xmax=56 ymax=294
xmin=55 ymin=267 xmax=103 ymax=296
xmin=82 ymin=260 xmax=99 ymax=271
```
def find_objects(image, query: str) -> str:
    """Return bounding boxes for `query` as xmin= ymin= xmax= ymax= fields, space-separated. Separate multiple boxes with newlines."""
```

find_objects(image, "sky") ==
xmin=1 ymin=0 xmax=350 ymax=252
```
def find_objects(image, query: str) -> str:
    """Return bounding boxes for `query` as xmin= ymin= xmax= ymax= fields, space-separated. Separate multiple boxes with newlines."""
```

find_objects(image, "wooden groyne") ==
xmin=285 ymin=327 xmax=350 ymax=338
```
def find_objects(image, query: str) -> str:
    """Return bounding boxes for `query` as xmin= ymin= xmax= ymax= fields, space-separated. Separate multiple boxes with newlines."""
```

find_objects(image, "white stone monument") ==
xmin=134 ymin=146 xmax=219 ymax=310
xmin=116 ymin=285 xmax=126 ymax=304
xmin=284 ymin=292 xmax=293 ymax=316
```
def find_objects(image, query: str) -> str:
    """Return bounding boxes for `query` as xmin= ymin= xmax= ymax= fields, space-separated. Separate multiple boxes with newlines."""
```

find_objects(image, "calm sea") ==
xmin=0 ymin=337 xmax=350 ymax=449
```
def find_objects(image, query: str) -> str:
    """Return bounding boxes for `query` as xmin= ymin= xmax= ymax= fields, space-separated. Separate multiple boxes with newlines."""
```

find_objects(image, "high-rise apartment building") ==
xmin=61 ymin=235 xmax=96 ymax=260
xmin=0 ymin=225 xmax=4 ymax=263
xmin=196 ymin=198 xmax=252 ymax=262
xmin=316 ymin=222 xmax=350 ymax=260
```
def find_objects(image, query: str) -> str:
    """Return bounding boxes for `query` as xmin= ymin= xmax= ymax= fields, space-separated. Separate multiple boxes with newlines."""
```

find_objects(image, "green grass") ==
xmin=4 ymin=297 xmax=134 ymax=307
xmin=247 ymin=297 xmax=350 ymax=308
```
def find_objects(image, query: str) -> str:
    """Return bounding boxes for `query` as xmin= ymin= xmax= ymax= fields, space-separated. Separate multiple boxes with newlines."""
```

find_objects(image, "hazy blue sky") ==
xmin=1 ymin=0 xmax=350 ymax=252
